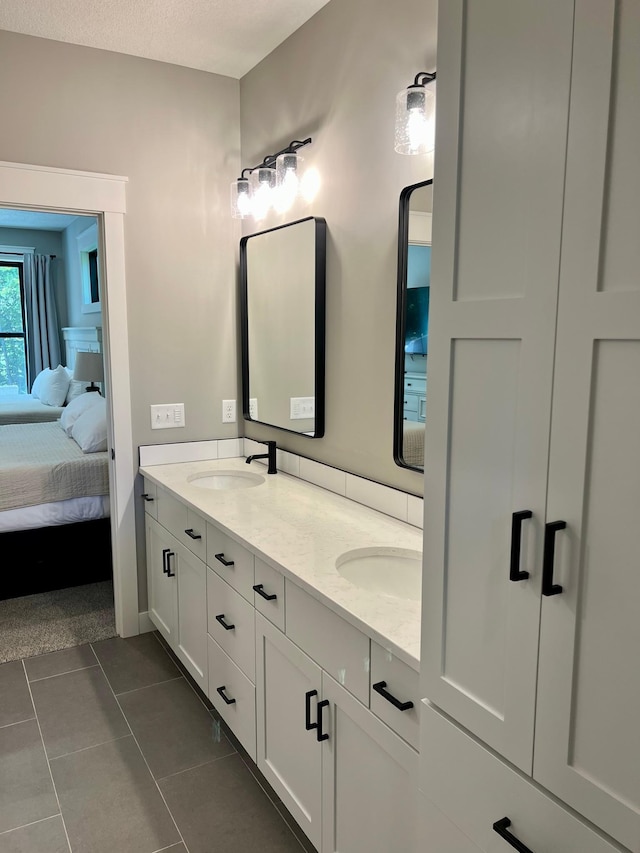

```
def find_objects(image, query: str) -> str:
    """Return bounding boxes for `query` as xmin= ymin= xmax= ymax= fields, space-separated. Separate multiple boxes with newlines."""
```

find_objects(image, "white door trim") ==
xmin=0 ymin=159 xmax=139 ymax=637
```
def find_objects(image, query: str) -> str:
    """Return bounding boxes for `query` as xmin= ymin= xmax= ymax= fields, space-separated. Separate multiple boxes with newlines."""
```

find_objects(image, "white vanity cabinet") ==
xmin=422 ymin=0 xmax=640 ymax=850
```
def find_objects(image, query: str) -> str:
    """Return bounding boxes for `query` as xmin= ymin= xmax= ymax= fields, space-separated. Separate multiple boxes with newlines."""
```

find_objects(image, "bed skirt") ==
xmin=1 ymin=518 xmax=112 ymax=600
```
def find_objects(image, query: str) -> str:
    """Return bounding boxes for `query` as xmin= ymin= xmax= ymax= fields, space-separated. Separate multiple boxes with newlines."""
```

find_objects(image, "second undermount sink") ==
xmin=187 ymin=470 xmax=265 ymax=490
xmin=336 ymin=547 xmax=422 ymax=601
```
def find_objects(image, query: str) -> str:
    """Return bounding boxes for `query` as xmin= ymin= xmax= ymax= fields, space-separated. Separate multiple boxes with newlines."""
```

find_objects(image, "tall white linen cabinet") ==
xmin=420 ymin=0 xmax=640 ymax=851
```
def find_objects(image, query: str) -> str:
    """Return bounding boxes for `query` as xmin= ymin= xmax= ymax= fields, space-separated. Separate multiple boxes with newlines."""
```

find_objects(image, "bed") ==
xmin=402 ymin=421 xmax=425 ymax=469
xmin=0 ymin=393 xmax=65 ymax=425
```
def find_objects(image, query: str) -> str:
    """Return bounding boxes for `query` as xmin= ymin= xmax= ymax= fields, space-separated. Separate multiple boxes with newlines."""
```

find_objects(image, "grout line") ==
xmin=0 ymin=714 xmax=36 ymax=730
xmin=27 ymin=664 xmax=99 ymax=684
xmin=155 ymin=752 xmax=236 ymax=784
xmin=48 ymin=734 xmax=132 ymax=763
xmin=151 ymin=844 xmax=185 ymax=853
xmin=113 ymin=675 xmax=183 ymax=698
xmin=21 ymin=660 xmax=73 ymax=853
xmin=92 ymin=653 xmax=191 ymax=853
xmin=0 ymin=813 xmax=64 ymax=838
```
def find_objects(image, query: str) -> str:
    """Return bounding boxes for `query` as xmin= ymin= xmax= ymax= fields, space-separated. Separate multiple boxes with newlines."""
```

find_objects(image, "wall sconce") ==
xmin=394 ymin=72 xmax=436 ymax=155
xmin=230 ymin=137 xmax=313 ymax=219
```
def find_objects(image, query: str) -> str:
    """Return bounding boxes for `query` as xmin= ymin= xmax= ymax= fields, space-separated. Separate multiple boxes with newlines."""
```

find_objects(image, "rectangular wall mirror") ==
xmin=240 ymin=216 xmax=326 ymax=438
xmin=394 ymin=180 xmax=432 ymax=472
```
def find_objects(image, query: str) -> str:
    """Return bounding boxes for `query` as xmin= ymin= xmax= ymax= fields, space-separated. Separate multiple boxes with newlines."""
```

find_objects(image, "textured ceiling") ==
xmin=0 ymin=0 xmax=331 ymax=78
xmin=0 ymin=210 xmax=81 ymax=231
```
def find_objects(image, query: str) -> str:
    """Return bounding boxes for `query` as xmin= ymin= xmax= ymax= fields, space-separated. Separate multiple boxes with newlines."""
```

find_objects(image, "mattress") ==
xmin=0 ymin=421 xmax=109 ymax=511
xmin=0 ymin=494 xmax=110 ymax=533
xmin=403 ymin=421 xmax=425 ymax=468
xmin=0 ymin=394 xmax=64 ymax=425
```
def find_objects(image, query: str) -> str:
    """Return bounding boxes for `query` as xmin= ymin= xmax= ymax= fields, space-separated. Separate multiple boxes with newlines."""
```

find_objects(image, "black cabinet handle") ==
xmin=510 ymin=510 xmax=532 ymax=582
xmin=166 ymin=551 xmax=176 ymax=578
xmin=253 ymin=583 xmax=277 ymax=601
xmin=542 ymin=520 xmax=566 ymax=596
xmin=305 ymin=689 xmax=318 ymax=731
xmin=317 ymin=699 xmax=330 ymax=742
xmin=372 ymin=680 xmax=414 ymax=712
xmin=493 ymin=818 xmax=535 ymax=853
xmin=141 ymin=493 xmax=154 ymax=502
xmin=215 ymin=553 xmax=234 ymax=567
xmin=162 ymin=548 xmax=171 ymax=575
xmin=184 ymin=528 xmax=202 ymax=540
xmin=215 ymin=614 xmax=235 ymax=631
xmin=216 ymin=686 xmax=236 ymax=705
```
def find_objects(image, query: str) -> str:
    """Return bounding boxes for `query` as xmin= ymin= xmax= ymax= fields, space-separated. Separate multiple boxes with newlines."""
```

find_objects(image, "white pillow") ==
xmin=60 ymin=391 xmax=103 ymax=436
xmin=37 ymin=365 xmax=71 ymax=407
xmin=30 ymin=368 xmax=48 ymax=399
xmin=71 ymin=396 xmax=108 ymax=453
xmin=63 ymin=366 xmax=85 ymax=404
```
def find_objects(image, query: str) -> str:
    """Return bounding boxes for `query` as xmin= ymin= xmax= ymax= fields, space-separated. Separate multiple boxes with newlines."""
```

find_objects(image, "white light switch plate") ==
xmin=249 ymin=398 xmax=258 ymax=419
xmin=151 ymin=403 xmax=185 ymax=429
xmin=290 ymin=396 xmax=315 ymax=419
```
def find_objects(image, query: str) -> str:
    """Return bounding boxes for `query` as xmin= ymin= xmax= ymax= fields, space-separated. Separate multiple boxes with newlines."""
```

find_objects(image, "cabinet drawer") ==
xmin=208 ymin=636 xmax=256 ymax=762
xmin=157 ymin=489 xmax=187 ymax=541
xmin=253 ymin=558 xmax=285 ymax=631
xmin=404 ymin=376 xmax=426 ymax=394
xmin=403 ymin=394 xmax=419 ymax=413
xmin=370 ymin=642 xmax=419 ymax=749
xmin=420 ymin=702 xmax=620 ymax=853
xmin=207 ymin=523 xmax=255 ymax=601
xmin=207 ymin=568 xmax=255 ymax=682
xmin=141 ymin=478 xmax=157 ymax=519
xmin=286 ymin=580 xmax=370 ymax=706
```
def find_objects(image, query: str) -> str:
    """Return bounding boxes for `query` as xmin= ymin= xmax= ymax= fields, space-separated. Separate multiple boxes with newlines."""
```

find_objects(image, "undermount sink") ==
xmin=187 ymin=470 xmax=265 ymax=490
xmin=336 ymin=547 xmax=422 ymax=601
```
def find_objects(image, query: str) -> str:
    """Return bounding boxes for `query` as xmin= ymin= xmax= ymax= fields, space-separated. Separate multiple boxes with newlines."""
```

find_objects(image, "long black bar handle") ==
xmin=317 ymin=699 xmax=330 ymax=742
xmin=493 ymin=818 xmax=535 ymax=853
xmin=216 ymin=686 xmax=236 ymax=705
xmin=166 ymin=551 xmax=176 ymax=578
xmin=215 ymin=614 xmax=235 ymax=631
xmin=184 ymin=528 xmax=202 ymax=540
xmin=542 ymin=520 xmax=566 ymax=596
xmin=372 ymin=680 xmax=414 ymax=712
xmin=162 ymin=548 xmax=171 ymax=575
xmin=214 ymin=553 xmax=235 ymax=567
xmin=253 ymin=584 xmax=277 ymax=601
xmin=141 ymin=493 xmax=154 ymax=502
xmin=305 ymin=690 xmax=318 ymax=731
xmin=510 ymin=510 xmax=533 ymax=582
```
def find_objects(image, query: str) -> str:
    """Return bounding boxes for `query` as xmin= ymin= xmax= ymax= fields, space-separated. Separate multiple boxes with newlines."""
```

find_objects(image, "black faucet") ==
xmin=246 ymin=440 xmax=277 ymax=474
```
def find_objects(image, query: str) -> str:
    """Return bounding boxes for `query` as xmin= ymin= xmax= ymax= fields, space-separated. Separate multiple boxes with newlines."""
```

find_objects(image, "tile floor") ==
xmin=0 ymin=632 xmax=315 ymax=853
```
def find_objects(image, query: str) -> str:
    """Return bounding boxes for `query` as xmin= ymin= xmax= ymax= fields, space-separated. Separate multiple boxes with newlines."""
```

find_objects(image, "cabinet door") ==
xmin=534 ymin=3 xmax=640 ymax=849
xmin=146 ymin=516 xmax=177 ymax=644
xmin=420 ymin=0 xmax=574 ymax=773
xmin=255 ymin=614 xmax=322 ymax=850
xmin=321 ymin=673 xmax=418 ymax=853
xmin=175 ymin=544 xmax=208 ymax=694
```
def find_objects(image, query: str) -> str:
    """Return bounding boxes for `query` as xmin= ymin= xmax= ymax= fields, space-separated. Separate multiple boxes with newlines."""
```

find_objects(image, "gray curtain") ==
xmin=23 ymin=253 xmax=61 ymax=384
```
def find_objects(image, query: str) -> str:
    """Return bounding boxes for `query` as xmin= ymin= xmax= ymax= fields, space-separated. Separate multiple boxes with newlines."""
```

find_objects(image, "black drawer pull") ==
xmin=510 ymin=510 xmax=532 ymax=582
xmin=215 ymin=614 xmax=235 ymax=631
xmin=372 ymin=681 xmax=414 ymax=711
xmin=305 ymin=689 xmax=318 ymax=731
xmin=216 ymin=686 xmax=236 ymax=705
xmin=141 ymin=493 xmax=154 ymax=502
xmin=215 ymin=552 xmax=234 ymax=567
xmin=166 ymin=551 xmax=176 ymax=578
xmin=253 ymin=583 xmax=277 ymax=601
xmin=162 ymin=548 xmax=171 ymax=575
xmin=493 ymin=818 xmax=535 ymax=853
xmin=317 ymin=699 xmax=330 ymax=742
xmin=184 ymin=528 xmax=202 ymax=540
xmin=542 ymin=520 xmax=566 ymax=596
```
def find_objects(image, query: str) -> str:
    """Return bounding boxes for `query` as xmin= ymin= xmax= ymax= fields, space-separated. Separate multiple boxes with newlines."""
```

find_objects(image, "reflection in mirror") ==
xmin=394 ymin=180 xmax=432 ymax=472
xmin=240 ymin=217 xmax=326 ymax=437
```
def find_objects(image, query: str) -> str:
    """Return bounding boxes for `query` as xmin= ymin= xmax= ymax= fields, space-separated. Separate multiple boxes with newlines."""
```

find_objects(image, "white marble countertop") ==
xmin=139 ymin=457 xmax=423 ymax=670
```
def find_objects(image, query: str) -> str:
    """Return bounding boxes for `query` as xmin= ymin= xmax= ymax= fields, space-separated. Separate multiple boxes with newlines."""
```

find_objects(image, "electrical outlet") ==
xmin=249 ymin=398 xmax=258 ymax=419
xmin=222 ymin=399 xmax=236 ymax=423
xmin=151 ymin=403 xmax=185 ymax=429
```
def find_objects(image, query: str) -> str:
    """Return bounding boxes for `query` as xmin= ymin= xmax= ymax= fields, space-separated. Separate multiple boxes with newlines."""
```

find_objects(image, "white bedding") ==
xmin=0 ymin=394 xmax=64 ymax=425
xmin=0 ymin=495 xmax=110 ymax=533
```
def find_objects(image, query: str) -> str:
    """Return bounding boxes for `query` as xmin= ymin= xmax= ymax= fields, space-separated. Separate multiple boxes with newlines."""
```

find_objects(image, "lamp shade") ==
xmin=74 ymin=351 xmax=104 ymax=383
xmin=395 ymin=79 xmax=436 ymax=155
xmin=230 ymin=177 xmax=252 ymax=218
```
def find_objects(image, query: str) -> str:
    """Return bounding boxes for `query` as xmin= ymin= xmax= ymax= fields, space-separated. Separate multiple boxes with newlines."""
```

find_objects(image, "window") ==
xmin=77 ymin=222 xmax=101 ymax=313
xmin=0 ymin=261 xmax=27 ymax=394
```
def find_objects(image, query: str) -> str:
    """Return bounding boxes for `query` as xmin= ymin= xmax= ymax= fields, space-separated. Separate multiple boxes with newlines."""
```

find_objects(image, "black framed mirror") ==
xmin=240 ymin=216 xmax=326 ymax=438
xmin=394 ymin=179 xmax=432 ymax=472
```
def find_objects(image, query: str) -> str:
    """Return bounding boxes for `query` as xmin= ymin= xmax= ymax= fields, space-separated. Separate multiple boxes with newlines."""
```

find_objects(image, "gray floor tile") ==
xmin=0 ymin=662 xmax=34 ymax=728
xmin=153 ymin=635 xmax=215 ymax=711
xmin=0 ymin=720 xmax=58 ymax=835
xmin=118 ymin=677 xmax=235 ymax=780
xmin=92 ymin=634 xmax=180 ymax=695
xmin=30 ymin=667 xmax=129 ymax=759
xmin=50 ymin=736 xmax=180 ymax=853
xmin=24 ymin=644 xmax=97 ymax=683
xmin=159 ymin=753 xmax=303 ymax=853
xmin=0 ymin=815 xmax=69 ymax=853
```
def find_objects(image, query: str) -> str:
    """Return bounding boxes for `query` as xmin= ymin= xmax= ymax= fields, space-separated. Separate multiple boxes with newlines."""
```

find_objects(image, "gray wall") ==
xmin=240 ymin=0 xmax=438 ymax=495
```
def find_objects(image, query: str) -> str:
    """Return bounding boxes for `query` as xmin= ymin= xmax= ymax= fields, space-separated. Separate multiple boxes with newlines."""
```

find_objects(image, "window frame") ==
xmin=0 ymin=259 xmax=28 ymax=392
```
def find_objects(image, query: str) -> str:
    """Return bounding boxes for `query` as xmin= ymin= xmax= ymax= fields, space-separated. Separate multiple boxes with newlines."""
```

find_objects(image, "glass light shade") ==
xmin=394 ymin=81 xmax=436 ymax=155
xmin=250 ymin=166 xmax=276 ymax=220
xmin=275 ymin=151 xmax=302 ymax=209
xmin=230 ymin=178 xmax=252 ymax=218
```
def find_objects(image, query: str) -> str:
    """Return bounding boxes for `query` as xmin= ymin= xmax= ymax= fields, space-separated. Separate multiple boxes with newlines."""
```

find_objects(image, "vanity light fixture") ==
xmin=394 ymin=72 xmax=437 ymax=155
xmin=230 ymin=137 xmax=312 ymax=219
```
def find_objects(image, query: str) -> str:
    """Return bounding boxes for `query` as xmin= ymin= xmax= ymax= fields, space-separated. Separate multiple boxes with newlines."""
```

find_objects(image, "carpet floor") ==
xmin=0 ymin=581 xmax=116 ymax=664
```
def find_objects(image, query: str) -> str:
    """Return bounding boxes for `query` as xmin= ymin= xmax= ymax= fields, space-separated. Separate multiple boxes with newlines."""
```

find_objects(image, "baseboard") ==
xmin=138 ymin=611 xmax=155 ymax=634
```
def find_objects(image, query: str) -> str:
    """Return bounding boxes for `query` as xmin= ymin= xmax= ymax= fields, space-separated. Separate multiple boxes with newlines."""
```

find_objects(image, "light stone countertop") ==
xmin=139 ymin=457 xmax=423 ymax=670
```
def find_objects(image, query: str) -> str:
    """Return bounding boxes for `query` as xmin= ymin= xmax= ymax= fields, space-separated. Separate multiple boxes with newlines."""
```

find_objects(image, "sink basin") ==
xmin=187 ymin=470 xmax=265 ymax=490
xmin=336 ymin=547 xmax=422 ymax=601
